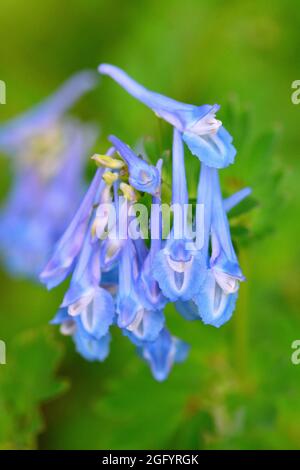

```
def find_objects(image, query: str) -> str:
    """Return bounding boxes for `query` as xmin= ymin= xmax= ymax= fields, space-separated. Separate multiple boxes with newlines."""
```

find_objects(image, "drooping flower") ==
xmin=117 ymin=238 xmax=165 ymax=343
xmin=193 ymin=169 xmax=245 ymax=327
xmin=108 ymin=134 xmax=161 ymax=196
xmin=40 ymin=148 xmax=117 ymax=288
xmin=152 ymin=129 xmax=206 ymax=301
xmin=0 ymin=71 xmax=97 ymax=152
xmin=0 ymin=72 xmax=98 ymax=279
xmin=60 ymin=227 xmax=115 ymax=339
xmin=40 ymin=166 xmax=106 ymax=288
xmin=51 ymin=308 xmax=111 ymax=362
xmin=174 ymin=165 xmax=246 ymax=328
xmin=136 ymin=328 xmax=190 ymax=382
xmin=0 ymin=121 xmax=97 ymax=279
xmin=116 ymin=191 xmax=165 ymax=341
xmin=41 ymin=150 xmax=119 ymax=363
xmin=137 ymin=159 xmax=167 ymax=311
xmin=99 ymin=64 xmax=236 ymax=168
xmin=175 ymin=184 xmax=251 ymax=322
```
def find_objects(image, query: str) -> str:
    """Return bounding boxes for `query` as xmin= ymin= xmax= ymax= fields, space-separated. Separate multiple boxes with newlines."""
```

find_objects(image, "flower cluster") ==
xmin=0 ymin=71 xmax=97 ymax=278
xmin=40 ymin=65 xmax=251 ymax=381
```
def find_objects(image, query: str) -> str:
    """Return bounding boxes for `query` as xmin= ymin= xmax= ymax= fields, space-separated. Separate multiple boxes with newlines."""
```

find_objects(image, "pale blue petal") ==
xmin=109 ymin=135 xmax=160 ymax=196
xmin=175 ymin=300 xmax=200 ymax=321
xmin=182 ymin=126 xmax=236 ymax=169
xmin=50 ymin=308 xmax=69 ymax=325
xmin=172 ymin=129 xmax=188 ymax=205
xmin=125 ymin=308 xmax=165 ymax=343
xmin=224 ymin=187 xmax=252 ymax=213
xmin=117 ymin=295 xmax=141 ymax=328
xmin=0 ymin=71 xmax=98 ymax=151
xmin=40 ymin=168 xmax=104 ymax=289
xmin=74 ymin=328 xmax=111 ymax=362
xmin=99 ymin=64 xmax=215 ymax=131
xmin=138 ymin=255 xmax=167 ymax=310
xmin=61 ymin=235 xmax=101 ymax=310
xmin=137 ymin=328 xmax=190 ymax=382
xmin=195 ymin=271 xmax=238 ymax=328
xmin=210 ymin=170 xmax=244 ymax=282
xmin=152 ymin=239 xmax=206 ymax=301
xmin=79 ymin=286 xmax=115 ymax=338
xmin=99 ymin=64 xmax=236 ymax=168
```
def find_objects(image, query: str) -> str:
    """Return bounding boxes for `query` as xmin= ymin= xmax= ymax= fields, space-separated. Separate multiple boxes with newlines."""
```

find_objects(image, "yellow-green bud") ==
xmin=102 ymin=171 xmax=119 ymax=185
xmin=120 ymin=182 xmax=137 ymax=201
xmin=91 ymin=154 xmax=125 ymax=169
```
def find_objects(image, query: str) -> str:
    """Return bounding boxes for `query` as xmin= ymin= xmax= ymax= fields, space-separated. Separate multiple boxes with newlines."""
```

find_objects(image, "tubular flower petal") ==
xmin=1 ymin=120 xmax=97 ymax=279
xmin=40 ymin=147 xmax=116 ymax=288
xmin=39 ymin=168 xmax=105 ymax=288
xmin=0 ymin=71 xmax=98 ymax=279
xmin=109 ymin=135 xmax=160 ymax=196
xmin=136 ymin=328 xmax=190 ymax=382
xmin=99 ymin=64 xmax=236 ymax=168
xmin=137 ymin=159 xmax=167 ymax=310
xmin=51 ymin=308 xmax=111 ymax=362
xmin=117 ymin=239 xmax=164 ymax=342
xmin=0 ymin=71 xmax=98 ymax=152
xmin=152 ymin=130 xmax=206 ymax=301
xmin=193 ymin=169 xmax=245 ymax=327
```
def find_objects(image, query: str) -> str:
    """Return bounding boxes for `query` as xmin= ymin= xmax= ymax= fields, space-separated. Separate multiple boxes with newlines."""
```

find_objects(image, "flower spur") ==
xmin=99 ymin=64 xmax=236 ymax=168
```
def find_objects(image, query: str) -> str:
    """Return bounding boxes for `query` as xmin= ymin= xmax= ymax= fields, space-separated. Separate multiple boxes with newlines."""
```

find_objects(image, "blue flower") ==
xmin=175 ymin=184 xmax=251 ymax=323
xmin=117 ymin=239 xmax=164 ymax=342
xmin=60 ymin=230 xmax=115 ymax=339
xmin=40 ymin=167 xmax=106 ymax=288
xmin=136 ymin=328 xmax=190 ymax=382
xmin=40 ymin=147 xmax=118 ymax=288
xmin=46 ymin=179 xmax=116 ymax=360
xmin=223 ymin=187 xmax=252 ymax=213
xmin=137 ymin=159 xmax=167 ymax=310
xmin=0 ymin=121 xmax=97 ymax=279
xmin=74 ymin=326 xmax=111 ymax=362
xmin=98 ymin=186 xmax=128 ymax=271
xmin=152 ymin=129 xmax=206 ymax=301
xmin=194 ymin=169 xmax=245 ymax=327
xmin=108 ymin=135 xmax=161 ymax=196
xmin=99 ymin=64 xmax=236 ymax=168
xmin=51 ymin=308 xmax=111 ymax=362
xmin=36 ymin=68 xmax=251 ymax=381
xmin=0 ymin=71 xmax=97 ymax=152
xmin=0 ymin=71 xmax=98 ymax=279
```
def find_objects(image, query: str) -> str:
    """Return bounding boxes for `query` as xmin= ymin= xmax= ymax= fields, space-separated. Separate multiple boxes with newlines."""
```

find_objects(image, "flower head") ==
xmin=136 ymin=328 xmax=190 ymax=382
xmin=152 ymin=129 xmax=206 ymax=301
xmin=38 ymin=67 xmax=252 ymax=381
xmin=109 ymin=135 xmax=161 ymax=196
xmin=51 ymin=308 xmax=111 ymax=362
xmin=99 ymin=64 xmax=236 ymax=168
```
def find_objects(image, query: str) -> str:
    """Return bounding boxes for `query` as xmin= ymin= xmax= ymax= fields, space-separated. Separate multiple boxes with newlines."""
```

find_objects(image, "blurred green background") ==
xmin=0 ymin=0 xmax=300 ymax=450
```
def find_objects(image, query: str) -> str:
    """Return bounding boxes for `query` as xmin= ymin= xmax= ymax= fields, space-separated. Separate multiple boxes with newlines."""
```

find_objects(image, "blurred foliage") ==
xmin=0 ymin=0 xmax=300 ymax=450
xmin=0 ymin=328 xmax=67 ymax=449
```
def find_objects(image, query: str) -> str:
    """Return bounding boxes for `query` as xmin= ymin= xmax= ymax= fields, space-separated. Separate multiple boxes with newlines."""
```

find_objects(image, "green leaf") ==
xmin=228 ymin=197 xmax=259 ymax=219
xmin=0 ymin=327 xmax=68 ymax=449
xmin=249 ymin=130 xmax=279 ymax=177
